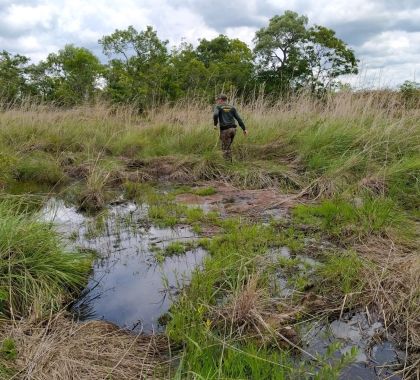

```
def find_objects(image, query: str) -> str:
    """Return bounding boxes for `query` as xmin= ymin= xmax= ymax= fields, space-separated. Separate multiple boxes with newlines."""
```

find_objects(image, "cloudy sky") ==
xmin=1 ymin=0 xmax=419 ymax=87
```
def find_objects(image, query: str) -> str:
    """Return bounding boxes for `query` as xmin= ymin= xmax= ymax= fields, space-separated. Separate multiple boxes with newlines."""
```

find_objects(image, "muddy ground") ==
xmin=2 ymin=182 xmax=417 ymax=379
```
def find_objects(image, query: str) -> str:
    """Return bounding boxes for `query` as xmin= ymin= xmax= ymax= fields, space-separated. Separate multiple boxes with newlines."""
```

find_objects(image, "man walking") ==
xmin=213 ymin=94 xmax=247 ymax=161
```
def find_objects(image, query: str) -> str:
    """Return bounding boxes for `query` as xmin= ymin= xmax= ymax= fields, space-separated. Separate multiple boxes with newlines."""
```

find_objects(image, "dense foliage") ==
xmin=253 ymin=11 xmax=358 ymax=94
xmin=0 ymin=10 xmax=362 ymax=108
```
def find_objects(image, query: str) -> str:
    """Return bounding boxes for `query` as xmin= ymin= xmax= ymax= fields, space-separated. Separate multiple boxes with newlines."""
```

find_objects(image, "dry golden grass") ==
xmin=1 ymin=89 xmax=418 ymax=132
xmin=356 ymin=238 xmax=420 ymax=346
xmin=1 ymin=313 xmax=167 ymax=380
xmin=209 ymin=276 xmax=301 ymax=349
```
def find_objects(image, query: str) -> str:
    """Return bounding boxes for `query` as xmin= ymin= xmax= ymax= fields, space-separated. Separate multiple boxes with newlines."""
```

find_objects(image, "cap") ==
xmin=216 ymin=94 xmax=228 ymax=101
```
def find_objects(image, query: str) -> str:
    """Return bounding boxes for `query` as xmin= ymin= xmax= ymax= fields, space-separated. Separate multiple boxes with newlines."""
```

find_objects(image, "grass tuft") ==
xmin=194 ymin=186 xmax=217 ymax=196
xmin=14 ymin=152 xmax=66 ymax=185
xmin=0 ymin=199 xmax=91 ymax=318
xmin=317 ymin=250 xmax=365 ymax=295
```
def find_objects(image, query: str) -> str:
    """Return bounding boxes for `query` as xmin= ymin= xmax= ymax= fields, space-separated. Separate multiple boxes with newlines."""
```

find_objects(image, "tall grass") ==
xmin=0 ymin=93 xmax=418 ymax=377
xmin=0 ymin=199 xmax=91 ymax=318
xmin=0 ymin=92 xmax=418 ymax=212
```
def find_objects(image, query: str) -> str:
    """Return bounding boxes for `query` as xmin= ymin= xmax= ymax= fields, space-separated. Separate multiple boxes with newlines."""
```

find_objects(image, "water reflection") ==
xmin=41 ymin=199 xmax=206 ymax=333
xmin=268 ymin=245 xmax=404 ymax=379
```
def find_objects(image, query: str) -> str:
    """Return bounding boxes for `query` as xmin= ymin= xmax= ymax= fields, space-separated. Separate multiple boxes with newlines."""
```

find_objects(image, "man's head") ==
xmin=216 ymin=94 xmax=228 ymax=104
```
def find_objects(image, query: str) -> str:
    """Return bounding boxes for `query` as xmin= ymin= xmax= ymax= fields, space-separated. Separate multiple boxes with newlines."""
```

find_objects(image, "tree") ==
xmin=25 ymin=60 xmax=56 ymax=101
xmin=168 ymin=42 xmax=208 ymax=99
xmin=400 ymin=80 xmax=420 ymax=108
xmin=253 ymin=11 xmax=308 ymax=93
xmin=99 ymin=26 xmax=170 ymax=107
xmin=0 ymin=51 xmax=31 ymax=104
xmin=254 ymin=11 xmax=358 ymax=94
xmin=41 ymin=45 xmax=103 ymax=105
xmin=196 ymin=35 xmax=254 ymax=95
xmin=301 ymin=25 xmax=359 ymax=92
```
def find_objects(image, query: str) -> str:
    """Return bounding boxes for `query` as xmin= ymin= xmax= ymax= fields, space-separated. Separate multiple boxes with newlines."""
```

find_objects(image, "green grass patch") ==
xmin=170 ymin=184 xmax=193 ymax=195
xmin=14 ymin=152 xmax=66 ymax=185
xmin=148 ymin=203 xmax=183 ymax=227
xmin=164 ymin=241 xmax=188 ymax=256
xmin=293 ymin=196 xmax=411 ymax=241
xmin=124 ymin=183 xmax=222 ymax=231
xmin=385 ymin=156 xmax=420 ymax=211
xmin=107 ymin=131 xmax=147 ymax=157
xmin=317 ymin=251 xmax=365 ymax=295
xmin=0 ymin=362 xmax=16 ymax=379
xmin=0 ymin=337 xmax=17 ymax=377
xmin=123 ymin=181 xmax=156 ymax=201
xmin=275 ymin=226 xmax=306 ymax=253
xmin=0 ymin=150 xmax=18 ymax=185
xmin=0 ymin=338 xmax=17 ymax=361
xmin=0 ymin=199 xmax=92 ymax=318
xmin=193 ymin=187 xmax=217 ymax=196
xmin=165 ymin=212 xmax=356 ymax=378
xmin=295 ymin=121 xmax=363 ymax=174
xmin=153 ymin=241 xmax=200 ymax=263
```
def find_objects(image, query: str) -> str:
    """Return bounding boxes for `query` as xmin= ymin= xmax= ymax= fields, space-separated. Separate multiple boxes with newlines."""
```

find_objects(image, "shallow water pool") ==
xmin=41 ymin=199 xmax=206 ymax=333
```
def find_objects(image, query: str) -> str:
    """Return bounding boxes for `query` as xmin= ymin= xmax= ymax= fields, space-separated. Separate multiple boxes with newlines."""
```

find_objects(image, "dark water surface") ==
xmin=271 ymin=246 xmax=405 ymax=380
xmin=41 ymin=199 xmax=206 ymax=333
xmin=41 ymin=199 xmax=405 ymax=378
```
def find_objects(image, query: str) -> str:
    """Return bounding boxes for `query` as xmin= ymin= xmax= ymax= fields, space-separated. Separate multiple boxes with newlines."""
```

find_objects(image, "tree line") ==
xmin=0 ymin=10 xmax=360 ymax=108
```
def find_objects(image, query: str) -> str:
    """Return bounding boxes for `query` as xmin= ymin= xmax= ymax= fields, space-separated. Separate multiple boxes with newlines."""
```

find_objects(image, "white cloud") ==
xmin=0 ymin=0 xmax=419 ymax=87
xmin=16 ymin=35 xmax=42 ymax=52
xmin=224 ymin=26 xmax=256 ymax=46
xmin=4 ymin=3 xmax=54 ymax=30
xmin=361 ymin=31 xmax=416 ymax=54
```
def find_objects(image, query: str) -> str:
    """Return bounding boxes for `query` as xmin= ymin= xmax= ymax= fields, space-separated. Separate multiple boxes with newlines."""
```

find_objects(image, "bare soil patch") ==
xmin=176 ymin=181 xmax=301 ymax=218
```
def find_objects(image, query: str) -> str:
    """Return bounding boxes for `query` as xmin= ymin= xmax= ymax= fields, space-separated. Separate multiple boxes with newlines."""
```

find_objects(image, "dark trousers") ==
xmin=220 ymin=127 xmax=236 ymax=161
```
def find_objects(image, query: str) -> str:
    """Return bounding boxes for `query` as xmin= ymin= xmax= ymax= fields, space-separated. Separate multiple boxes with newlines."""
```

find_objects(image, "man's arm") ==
xmin=213 ymin=106 xmax=219 ymax=127
xmin=232 ymin=107 xmax=246 ymax=131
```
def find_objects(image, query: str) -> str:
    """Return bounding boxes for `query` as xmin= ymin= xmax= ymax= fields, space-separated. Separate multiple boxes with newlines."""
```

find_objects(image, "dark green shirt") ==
xmin=213 ymin=103 xmax=246 ymax=131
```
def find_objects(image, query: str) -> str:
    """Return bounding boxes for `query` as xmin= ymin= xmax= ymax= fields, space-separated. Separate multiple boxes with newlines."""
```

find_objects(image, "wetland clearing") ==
xmin=0 ymin=93 xmax=419 ymax=379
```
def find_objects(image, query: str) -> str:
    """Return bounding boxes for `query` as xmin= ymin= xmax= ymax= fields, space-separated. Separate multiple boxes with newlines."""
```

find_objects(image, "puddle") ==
xmin=269 ymin=246 xmax=320 ymax=298
xmin=41 ymin=198 xmax=85 ymax=232
xmin=267 ymin=246 xmax=403 ymax=379
xmin=41 ymin=198 xmax=404 ymax=378
xmin=302 ymin=312 xmax=404 ymax=379
xmin=280 ymin=246 xmax=291 ymax=258
xmin=41 ymin=198 xmax=206 ymax=333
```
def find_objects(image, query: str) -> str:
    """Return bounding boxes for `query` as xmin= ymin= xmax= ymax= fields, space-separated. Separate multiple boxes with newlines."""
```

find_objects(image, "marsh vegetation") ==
xmin=0 ymin=91 xmax=419 ymax=379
